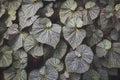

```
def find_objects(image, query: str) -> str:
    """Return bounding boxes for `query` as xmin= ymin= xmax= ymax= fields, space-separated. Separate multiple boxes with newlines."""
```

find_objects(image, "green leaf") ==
xmin=45 ymin=58 xmax=64 ymax=72
xmin=24 ymin=35 xmax=44 ymax=57
xmin=63 ymin=26 xmax=86 ymax=49
xmin=29 ymin=66 xmax=58 ymax=80
xmin=0 ymin=46 xmax=13 ymax=67
xmin=65 ymin=45 xmax=94 ymax=73
xmin=31 ymin=18 xmax=61 ymax=48
xmin=3 ymin=67 xmax=27 ymax=80
xmin=12 ymin=49 xmax=28 ymax=69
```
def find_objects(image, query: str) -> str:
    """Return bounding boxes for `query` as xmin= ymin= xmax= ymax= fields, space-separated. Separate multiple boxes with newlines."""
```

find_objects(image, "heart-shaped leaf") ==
xmin=31 ymin=18 xmax=61 ymax=48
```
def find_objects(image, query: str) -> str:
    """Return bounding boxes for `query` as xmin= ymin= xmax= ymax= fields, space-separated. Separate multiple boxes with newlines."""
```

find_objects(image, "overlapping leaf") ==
xmin=45 ymin=58 xmax=64 ymax=72
xmin=6 ymin=24 xmax=28 ymax=51
xmin=24 ymin=35 xmax=44 ymax=58
xmin=53 ymin=40 xmax=67 ymax=59
xmin=3 ymin=67 xmax=27 ymax=80
xmin=83 ymin=69 xmax=100 ymax=80
xmin=12 ymin=49 xmax=28 ymax=69
xmin=0 ymin=46 xmax=13 ymax=67
xmin=29 ymin=66 xmax=58 ymax=80
xmin=101 ymin=42 xmax=120 ymax=68
xmin=86 ymin=25 xmax=103 ymax=47
xmin=22 ymin=0 xmax=43 ymax=19
xmin=65 ymin=45 xmax=94 ymax=73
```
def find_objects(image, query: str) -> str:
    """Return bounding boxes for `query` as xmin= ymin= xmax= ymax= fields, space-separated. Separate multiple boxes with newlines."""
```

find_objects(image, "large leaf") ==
xmin=101 ymin=42 xmax=120 ymax=68
xmin=4 ymin=0 xmax=22 ymax=27
xmin=24 ymin=35 xmax=44 ymax=58
xmin=29 ymin=66 xmax=58 ymax=80
xmin=100 ymin=5 xmax=120 ymax=31
xmin=18 ymin=10 xmax=39 ymax=30
xmin=7 ymin=24 xmax=28 ymax=51
xmin=45 ymin=58 xmax=64 ymax=72
xmin=3 ymin=67 xmax=27 ymax=80
xmin=31 ymin=18 xmax=61 ymax=48
xmin=85 ymin=1 xmax=100 ymax=20
xmin=53 ymin=40 xmax=67 ymax=59
xmin=59 ymin=0 xmax=82 ymax=24
xmin=12 ymin=49 xmax=28 ymax=69
xmin=0 ymin=46 xmax=13 ymax=67
xmin=21 ymin=0 xmax=43 ymax=19
xmin=63 ymin=27 xmax=86 ymax=49
xmin=65 ymin=45 xmax=94 ymax=73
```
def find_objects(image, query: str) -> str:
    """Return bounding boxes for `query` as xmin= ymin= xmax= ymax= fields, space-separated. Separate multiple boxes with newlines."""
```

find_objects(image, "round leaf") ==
xmin=65 ymin=44 xmax=94 ymax=73
xmin=45 ymin=58 xmax=64 ymax=72
xmin=12 ymin=49 xmax=28 ymax=69
xmin=101 ymin=42 xmax=120 ymax=68
xmin=3 ymin=67 xmax=27 ymax=80
xmin=0 ymin=46 xmax=13 ymax=67
xmin=96 ymin=39 xmax=111 ymax=57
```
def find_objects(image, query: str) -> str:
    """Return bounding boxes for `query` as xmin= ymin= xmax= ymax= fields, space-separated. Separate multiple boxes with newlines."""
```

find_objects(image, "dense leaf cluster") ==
xmin=0 ymin=0 xmax=120 ymax=80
